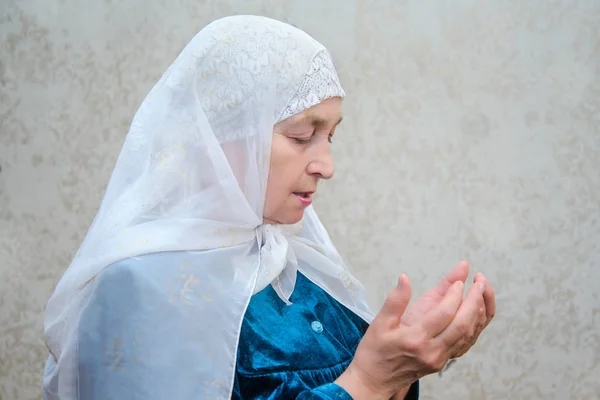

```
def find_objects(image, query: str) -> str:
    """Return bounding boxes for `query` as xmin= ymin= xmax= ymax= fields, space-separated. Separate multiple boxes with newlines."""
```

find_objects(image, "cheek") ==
xmin=265 ymin=138 xmax=304 ymax=206
xmin=267 ymin=141 xmax=293 ymax=194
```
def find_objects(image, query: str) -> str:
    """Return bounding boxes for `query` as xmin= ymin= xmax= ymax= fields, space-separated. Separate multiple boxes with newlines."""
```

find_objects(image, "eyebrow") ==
xmin=310 ymin=116 xmax=343 ymax=128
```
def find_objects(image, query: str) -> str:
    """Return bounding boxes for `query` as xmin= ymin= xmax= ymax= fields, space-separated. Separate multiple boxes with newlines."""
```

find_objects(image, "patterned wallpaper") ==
xmin=1 ymin=0 xmax=599 ymax=399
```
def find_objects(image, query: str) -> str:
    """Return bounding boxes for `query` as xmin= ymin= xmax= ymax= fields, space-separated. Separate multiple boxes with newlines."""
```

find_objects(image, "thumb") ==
xmin=375 ymin=274 xmax=412 ymax=328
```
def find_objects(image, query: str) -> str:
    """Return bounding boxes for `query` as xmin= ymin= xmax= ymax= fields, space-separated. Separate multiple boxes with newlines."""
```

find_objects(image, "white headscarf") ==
xmin=44 ymin=15 xmax=375 ymax=399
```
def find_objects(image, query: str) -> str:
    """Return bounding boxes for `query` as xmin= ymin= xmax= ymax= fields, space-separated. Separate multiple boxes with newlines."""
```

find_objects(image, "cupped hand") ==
xmin=400 ymin=261 xmax=470 ymax=327
xmin=400 ymin=261 xmax=495 ymax=359
xmin=335 ymin=273 xmax=488 ymax=400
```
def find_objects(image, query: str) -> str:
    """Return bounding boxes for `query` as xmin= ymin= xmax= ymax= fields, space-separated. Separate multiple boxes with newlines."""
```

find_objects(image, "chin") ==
xmin=265 ymin=210 xmax=304 ymax=225
xmin=284 ymin=214 xmax=304 ymax=225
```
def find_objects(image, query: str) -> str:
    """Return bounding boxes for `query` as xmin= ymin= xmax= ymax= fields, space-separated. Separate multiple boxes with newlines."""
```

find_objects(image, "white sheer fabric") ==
xmin=43 ymin=15 xmax=375 ymax=399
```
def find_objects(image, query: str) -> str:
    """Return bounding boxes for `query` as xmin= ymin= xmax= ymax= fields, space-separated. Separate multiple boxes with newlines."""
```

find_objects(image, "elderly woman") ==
xmin=42 ymin=15 xmax=495 ymax=400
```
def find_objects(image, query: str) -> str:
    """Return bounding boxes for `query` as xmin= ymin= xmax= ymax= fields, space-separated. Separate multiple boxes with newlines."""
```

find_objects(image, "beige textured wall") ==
xmin=1 ymin=0 xmax=599 ymax=399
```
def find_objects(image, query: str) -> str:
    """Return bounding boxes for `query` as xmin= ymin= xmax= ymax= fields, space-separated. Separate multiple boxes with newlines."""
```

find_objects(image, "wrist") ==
xmin=334 ymin=363 xmax=393 ymax=400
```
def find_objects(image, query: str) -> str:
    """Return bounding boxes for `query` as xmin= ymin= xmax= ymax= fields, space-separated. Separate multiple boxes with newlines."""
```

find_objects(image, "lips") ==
xmin=293 ymin=191 xmax=314 ymax=206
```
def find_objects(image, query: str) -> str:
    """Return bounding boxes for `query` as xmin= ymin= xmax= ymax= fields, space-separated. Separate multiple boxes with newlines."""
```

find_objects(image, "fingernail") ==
xmin=476 ymin=282 xmax=484 ymax=294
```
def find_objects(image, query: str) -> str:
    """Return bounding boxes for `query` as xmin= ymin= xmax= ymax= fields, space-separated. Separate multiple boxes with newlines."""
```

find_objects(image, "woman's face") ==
xmin=263 ymin=97 xmax=343 ymax=225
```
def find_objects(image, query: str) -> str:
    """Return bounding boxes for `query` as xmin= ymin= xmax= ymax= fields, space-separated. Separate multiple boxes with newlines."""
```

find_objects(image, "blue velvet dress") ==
xmin=233 ymin=271 xmax=420 ymax=399
xmin=43 ymin=257 xmax=419 ymax=399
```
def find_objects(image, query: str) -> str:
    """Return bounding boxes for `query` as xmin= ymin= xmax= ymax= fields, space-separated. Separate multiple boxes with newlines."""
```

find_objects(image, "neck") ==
xmin=262 ymin=218 xmax=280 ymax=226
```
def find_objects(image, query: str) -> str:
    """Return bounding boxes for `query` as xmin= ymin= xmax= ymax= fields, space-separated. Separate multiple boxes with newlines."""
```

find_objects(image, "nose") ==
xmin=307 ymin=144 xmax=334 ymax=180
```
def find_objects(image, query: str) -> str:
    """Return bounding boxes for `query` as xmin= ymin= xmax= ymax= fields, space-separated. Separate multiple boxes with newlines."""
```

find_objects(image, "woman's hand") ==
xmin=401 ymin=261 xmax=496 ymax=359
xmin=335 ymin=272 xmax=493 ymax=400
xmin=400 ymin=261 xmax=470 ymax=327
xmin=389 ymin=266 xmax=495 ymax=399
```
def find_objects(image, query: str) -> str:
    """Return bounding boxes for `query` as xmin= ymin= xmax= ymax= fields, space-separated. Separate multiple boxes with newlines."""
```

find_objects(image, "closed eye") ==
xmin=293 ymin=132 xmax=314 ymax=144
xmin=294 ymin=137 xmax=312 ymax=144
xmin=295 ymin=134 xmax=334 ymax=144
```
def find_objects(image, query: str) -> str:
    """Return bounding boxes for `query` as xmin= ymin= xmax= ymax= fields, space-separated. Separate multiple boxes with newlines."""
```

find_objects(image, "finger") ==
xmin=375 ymin=274 xmax=412 ymax=328
xmin=436 ymin=282 xmax=484 ymax=347
xmin=444 ymin=261 xmax=470 ymax=286
xmin=472 ymin=274 xmax=487 ymax=322
xmin=452 ymin=305 xmax=486 ymax=358
xmin=474 ymin=273 xmax=496 ymax=326
xmin=469 ymin=309 xmax=487 ymax=349
xmin=478 ymin=304 xmax=487 ymax=328
xmin=420 ymin=281 xmax=464 ymax=337
xmin=430 ymin=261 xmax=470 ymax=297
xmin=474 ymin=303 xmax=488 ymax=342
xmin=449 ymin=339 xmax=469 ymax=358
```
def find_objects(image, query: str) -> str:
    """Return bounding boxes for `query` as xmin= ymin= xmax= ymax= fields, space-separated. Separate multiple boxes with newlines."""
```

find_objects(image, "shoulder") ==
xmin=91 ymin=252 xmax=176 ymax=293
xmin=77 ymin=254 xmax=179 ymax=343
xmin=96 ymin=254 xmax=159 ymax=283
xmin=83 ymin=253 xmax=173 ymax=313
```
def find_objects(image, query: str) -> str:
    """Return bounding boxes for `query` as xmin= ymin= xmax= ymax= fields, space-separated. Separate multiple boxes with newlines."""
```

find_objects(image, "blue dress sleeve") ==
xmin=298 ymin=383 xmax=353 ymax=399
xmin=306 ymin=381 xmax=420 ymax=400
xmin=303 ymin=381 xmax=419 ymax=400
xmin=232 ymin=380 xmax=419 ymax=399
xmin=232 ymin=381 xmax=352 ymax=399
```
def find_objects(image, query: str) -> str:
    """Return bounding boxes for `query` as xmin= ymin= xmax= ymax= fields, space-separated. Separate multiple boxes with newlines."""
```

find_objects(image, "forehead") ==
xmin=292 ymin=97 xmax=343 ymax=126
